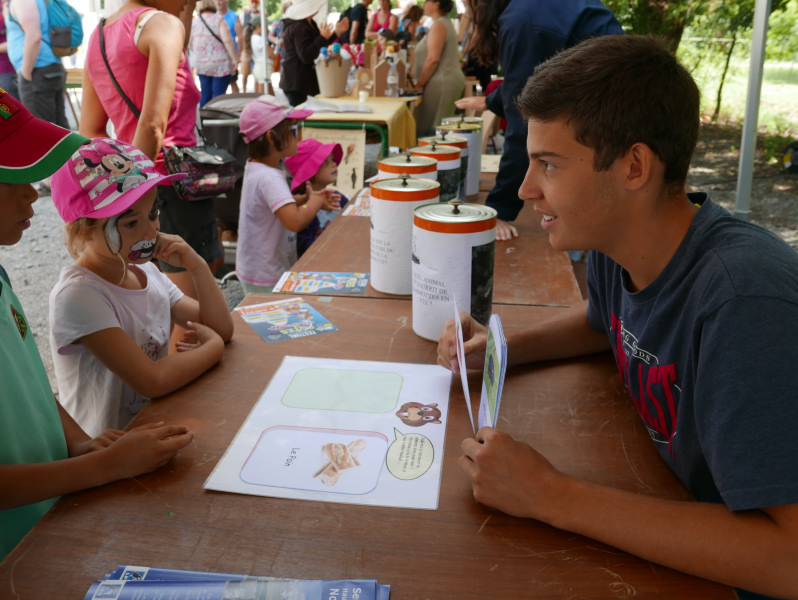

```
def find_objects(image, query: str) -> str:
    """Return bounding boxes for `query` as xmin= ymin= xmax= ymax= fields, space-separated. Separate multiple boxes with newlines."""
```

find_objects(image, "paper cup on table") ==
xmin=370 ymin=175 xmax=440 ymax=295
xmin=359 ymin=90 xmax=369 ymax=103
xmin=411 ymin=201 xmax=497 ymax=341
xmin=409 ymin=142 xmax=461 ymax=203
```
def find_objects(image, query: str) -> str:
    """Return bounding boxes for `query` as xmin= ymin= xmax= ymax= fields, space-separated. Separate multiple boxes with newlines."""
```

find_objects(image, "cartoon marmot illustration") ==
xmin=395 ymin=402 xmax=441 ymax=427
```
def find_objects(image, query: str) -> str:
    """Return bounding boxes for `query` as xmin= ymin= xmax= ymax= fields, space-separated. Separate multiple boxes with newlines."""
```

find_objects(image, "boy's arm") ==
xmin=460 ymin=428 xmax=798 ymax=598
xmin=437 ymin=300 xmax=609 ymax=372
xmin=0 ymin=420 xmax=192 ymax=510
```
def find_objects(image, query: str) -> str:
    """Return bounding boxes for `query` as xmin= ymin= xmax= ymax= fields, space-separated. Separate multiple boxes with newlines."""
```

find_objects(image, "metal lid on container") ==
xmin=441 ymin=115 xmax=484 ymax=126
xmin=378 ymin=152 xmax=437 ymax=175
xmin=438 ymin=121 xmax=482 ymax=134
xmin=371 ymin=174 xmax=440 ymax=202
xmin=409 ymin=141 xmax=461 ymax=161
xmin=414 ymin=200 xmax=497 ymax=233
xmin=418 ymin=133 xmax=468 ymax=149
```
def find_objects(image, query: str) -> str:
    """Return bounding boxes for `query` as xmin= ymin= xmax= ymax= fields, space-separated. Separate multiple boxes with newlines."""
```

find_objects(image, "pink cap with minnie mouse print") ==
xmin=51 ymin=138 xmax=186 ymax=223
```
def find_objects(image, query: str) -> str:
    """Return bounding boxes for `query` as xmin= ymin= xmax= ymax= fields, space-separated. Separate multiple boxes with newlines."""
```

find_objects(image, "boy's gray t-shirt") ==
xmin=587 ymin=194 xmax=798 ymax=512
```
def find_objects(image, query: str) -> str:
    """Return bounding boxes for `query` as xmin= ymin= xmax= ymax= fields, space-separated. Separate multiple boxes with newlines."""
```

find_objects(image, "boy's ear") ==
xmin=622 ymin=142 xmax=657 ymax=192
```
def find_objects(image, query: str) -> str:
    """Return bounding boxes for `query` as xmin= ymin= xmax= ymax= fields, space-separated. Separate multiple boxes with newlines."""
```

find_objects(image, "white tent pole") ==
xmin=734 ymin=0 xmax=771 ymax=219
xmin=260 ymin=0 xmax=268 ymax=90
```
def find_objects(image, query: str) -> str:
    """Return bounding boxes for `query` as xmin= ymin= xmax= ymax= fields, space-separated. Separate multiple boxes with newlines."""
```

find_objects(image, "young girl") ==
xmin=248 ymin=17 xmax=266 ymax=94
xmin=49 ymin=138 xmax=234 ymax=437
xmin=235 ymin=97 xmax=341 ymax=293
xmin=285 ymin=138 xmax=349 ymax=256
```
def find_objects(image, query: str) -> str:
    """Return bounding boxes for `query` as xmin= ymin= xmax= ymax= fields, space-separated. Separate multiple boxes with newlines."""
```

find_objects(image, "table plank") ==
xmin=0 ymin=299 xmax=733 ymax=599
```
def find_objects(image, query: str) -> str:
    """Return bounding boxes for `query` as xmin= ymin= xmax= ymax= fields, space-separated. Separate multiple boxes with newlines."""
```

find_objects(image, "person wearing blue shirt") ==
xmin=455 ymin=0 xmax=623 ymax=241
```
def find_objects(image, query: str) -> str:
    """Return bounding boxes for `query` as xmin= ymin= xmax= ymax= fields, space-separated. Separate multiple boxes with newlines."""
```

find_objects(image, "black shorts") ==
xmin=156 ymin=184 xmax=223 ymax=272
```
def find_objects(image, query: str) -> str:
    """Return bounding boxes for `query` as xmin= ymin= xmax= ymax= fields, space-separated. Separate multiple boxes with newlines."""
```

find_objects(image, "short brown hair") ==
xmin=517 ymin=35 xmax=700 ymax=190
xmin=246 ymin=119 xmax=296 ymax=159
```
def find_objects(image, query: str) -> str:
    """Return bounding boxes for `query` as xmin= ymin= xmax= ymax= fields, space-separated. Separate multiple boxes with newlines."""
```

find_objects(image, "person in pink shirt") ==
xmin=79 ymin=0 xmax=223 ymax=350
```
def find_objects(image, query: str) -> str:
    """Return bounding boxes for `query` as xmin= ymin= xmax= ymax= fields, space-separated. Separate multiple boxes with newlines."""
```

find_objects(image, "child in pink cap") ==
xmin=235 ymin=96 xmax=341 ymax=293
xmin=0 ymin=89 xmax=193 ymax=561
xmin=285 ymin=137 xmax=349 ymax=256
xmin=49 ymin=138 xmax=234 ymax=437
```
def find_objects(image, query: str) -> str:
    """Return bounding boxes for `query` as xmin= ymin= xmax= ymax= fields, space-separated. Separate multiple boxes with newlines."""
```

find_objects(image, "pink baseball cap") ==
xmin=0 ymin=87 xmax=89 ymax=184
xmin=51 ymin=138 xmax=186 ymax=223
xmin=285 ymin=138 xmax=343 ymax=193
xmin=239 ymin=96 xmax=313 ymax=144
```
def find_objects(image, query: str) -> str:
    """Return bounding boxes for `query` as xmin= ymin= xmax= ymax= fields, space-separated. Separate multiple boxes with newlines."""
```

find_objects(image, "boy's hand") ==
xmin=152 ymin=233 xmax=204 ymax=272
xmin=437 ymin=311 xmax=488 ymax=373
xmin=102 ymin=422 xmax=194 ymax=480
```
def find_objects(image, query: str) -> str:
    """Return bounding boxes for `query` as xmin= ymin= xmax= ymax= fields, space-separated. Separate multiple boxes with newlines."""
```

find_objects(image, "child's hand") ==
xmin=89 ymin=429 xmax=126 ymax=451
xmin=102 ymin=421 xmax=194 ymax=479
xmin=152 ymin=233 xmax=204 ymax=272
xmin=314 ymin=189 xmax=341 ymax=212
xmin=292 ymin=181 xmax=311 ymax=206
xmin=175 ymin=327 xmax=201 ymax=352
xmin=182 ymin=321 xmax=225 ymax=353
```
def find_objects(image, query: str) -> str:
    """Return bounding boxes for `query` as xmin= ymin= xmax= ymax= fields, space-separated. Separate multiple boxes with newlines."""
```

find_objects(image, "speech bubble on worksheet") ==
xmin=239 ymin=426 xmax=389 ymax=495
xmin=281 ymin=368 xmax=404 ymax=413
xmin=386 ymin=429 xmax=435 ymax=480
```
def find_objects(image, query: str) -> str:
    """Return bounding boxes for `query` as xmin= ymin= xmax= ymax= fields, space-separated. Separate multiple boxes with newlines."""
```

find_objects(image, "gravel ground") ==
xmin=2 ymin=123 xmax=795 ymax=394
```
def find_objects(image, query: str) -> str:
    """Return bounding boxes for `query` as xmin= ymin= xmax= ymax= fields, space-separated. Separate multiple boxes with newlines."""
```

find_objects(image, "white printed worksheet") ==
xmin=205 ymin=356 xmax=452 ymax=510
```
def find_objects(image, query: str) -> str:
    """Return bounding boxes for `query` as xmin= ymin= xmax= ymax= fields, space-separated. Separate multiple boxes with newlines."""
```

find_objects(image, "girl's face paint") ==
xmin=128 ymin=237 xmax=157 ymax=261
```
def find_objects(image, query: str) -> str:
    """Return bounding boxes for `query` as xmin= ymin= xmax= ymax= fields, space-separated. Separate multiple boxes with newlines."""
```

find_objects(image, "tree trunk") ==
xmin=712 ymin=34 xmax=737 ymax=122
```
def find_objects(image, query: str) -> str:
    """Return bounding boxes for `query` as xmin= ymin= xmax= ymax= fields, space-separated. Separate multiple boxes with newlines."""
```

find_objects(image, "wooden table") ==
xmin=0 ymin=297 xmax=734 ymax=599
xmin=292 ymin=193 xmax=582 ymax=307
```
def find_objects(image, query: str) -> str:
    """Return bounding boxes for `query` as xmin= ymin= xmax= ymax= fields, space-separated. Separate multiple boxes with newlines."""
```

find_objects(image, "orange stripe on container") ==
xmin=371 ymin=186 xmax=440 ymax=202
xmin=412 ymin=149 xmax=460 ymax=160
xmin=379 ymin=163 xmax=435 ymax=174
xmin=413 ymin=215 xmax=496 ymax=233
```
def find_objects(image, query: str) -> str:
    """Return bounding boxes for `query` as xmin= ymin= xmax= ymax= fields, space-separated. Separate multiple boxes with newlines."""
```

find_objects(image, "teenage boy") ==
xmin=0 ymin=88 xmax=194 ymax=560
xmin=437 ymin=36 xmax=798 ymax=600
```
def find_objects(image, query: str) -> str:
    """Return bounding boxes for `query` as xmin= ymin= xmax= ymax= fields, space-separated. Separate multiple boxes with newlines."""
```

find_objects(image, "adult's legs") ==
xmin=198 ymin=74 xmax=213 ymax=107
xmin=17 ymin=63 xmax=68 ymax=127
xmin=210 ymin=75 xmax=231 ymax=100
xmin=283 ymin=89 xmax=306 ymax=107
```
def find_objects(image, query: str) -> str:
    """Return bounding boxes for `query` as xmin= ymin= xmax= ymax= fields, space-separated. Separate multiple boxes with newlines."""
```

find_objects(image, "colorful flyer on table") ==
xmin=205 ymin=356 xmax=452 ymax=510
xmin=273 ymin=272 xmax=370 ymax=295
xmin=234 ymin=297 xmax=337 ymax=343
xmin=342 ymin=188 xmax=371 ymax=216
xmin=477 ymin=314 xmax=508 ymax=430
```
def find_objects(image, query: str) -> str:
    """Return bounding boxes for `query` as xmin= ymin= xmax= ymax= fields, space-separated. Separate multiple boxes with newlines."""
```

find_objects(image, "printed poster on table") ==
xmin=205 ymin=356 xmax=452 ymax=510
xmin=301 ymin=127 xmax=366 ymax=202
xmin=234 ymin=297 xmax=337 ymax=343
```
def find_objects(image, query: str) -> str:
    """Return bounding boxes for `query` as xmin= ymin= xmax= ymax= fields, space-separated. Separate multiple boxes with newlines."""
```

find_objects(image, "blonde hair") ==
xmin=65 ymin=218 xmax=101 ymax=258
xmin=198 ymin=0 xmax=217 ymax=13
